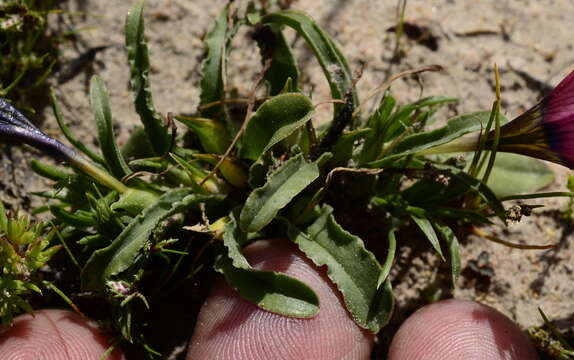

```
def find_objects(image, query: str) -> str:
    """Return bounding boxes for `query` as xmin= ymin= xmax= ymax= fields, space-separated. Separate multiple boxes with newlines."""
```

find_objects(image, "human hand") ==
xmin=0 ymin=238 xmax=538 ymax=359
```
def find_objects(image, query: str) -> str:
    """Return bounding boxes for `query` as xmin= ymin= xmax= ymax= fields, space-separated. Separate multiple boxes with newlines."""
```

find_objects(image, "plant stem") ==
xmin=69 ymin=157 xmax=128 ymax=193
xmin=416 ymin=133 xmax=480 ymax=155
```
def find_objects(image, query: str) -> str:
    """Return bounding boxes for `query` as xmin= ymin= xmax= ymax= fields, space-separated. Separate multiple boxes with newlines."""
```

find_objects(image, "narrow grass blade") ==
xmin=434 ymin=221 xmax=460 ymax=286
xmin=407 ymin=206 xmax=445 ymax=261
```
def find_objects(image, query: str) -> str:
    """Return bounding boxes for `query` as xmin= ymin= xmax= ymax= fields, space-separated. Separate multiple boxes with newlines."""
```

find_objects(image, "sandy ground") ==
xmin=2 ymin=0 xmax=574 ymax=357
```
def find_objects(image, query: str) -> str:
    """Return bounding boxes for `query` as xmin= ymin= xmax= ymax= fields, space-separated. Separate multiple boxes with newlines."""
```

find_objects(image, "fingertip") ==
xmin=388 ymin=299 xmax=538 ymax=360
xmin=188 ymin=238 xmax=373 ymax=360
xmin=0 ymin=309 xmax=124 ymax=360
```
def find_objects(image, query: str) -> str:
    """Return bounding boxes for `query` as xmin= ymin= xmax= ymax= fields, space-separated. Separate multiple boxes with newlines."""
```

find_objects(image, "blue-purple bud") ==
xmin=0 ymin=98 xmax=127 ymax=193
xmin=0 ymin=98 xmax=77 ymax=161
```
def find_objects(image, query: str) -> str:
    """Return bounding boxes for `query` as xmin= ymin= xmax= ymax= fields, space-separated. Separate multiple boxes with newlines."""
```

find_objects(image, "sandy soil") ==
xmin=2 ymin=0 xmax=574 ymax=357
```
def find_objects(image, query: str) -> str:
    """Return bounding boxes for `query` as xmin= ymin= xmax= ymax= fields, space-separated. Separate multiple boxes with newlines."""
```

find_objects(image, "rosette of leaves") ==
xmin=0 ymin=0 xmax=564 ymax=356
xmin=0 ymin=203 xmax=61 ymax=325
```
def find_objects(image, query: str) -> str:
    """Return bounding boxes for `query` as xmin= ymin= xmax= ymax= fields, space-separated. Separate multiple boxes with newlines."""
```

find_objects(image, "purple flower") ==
xmin=0 ymin=98 xmax=77 ymax=161
xmin=0 ymin=98 xmax=127 ymax=193
xmin=422 ymin=70 xmax=574 ymax=170
xmin=493 ymin=70 xmax=574 ymax=168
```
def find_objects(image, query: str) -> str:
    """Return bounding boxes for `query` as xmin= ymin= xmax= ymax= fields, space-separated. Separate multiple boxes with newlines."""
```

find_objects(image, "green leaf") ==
xmin=431 ymin=207 xmax=493 ymax=225
xmin=110 ymin=187 xmax=160 ymax=216
xmin=400 ymin=178 xmax=462 ymax=206
xmin=169 ymin=153 xmax=228 ymax=194
xmin=434 ymin=221 xmax=460 ymax=286
xmin=125 ymin=0 xmax=171 ymax=155
xmin=128 ymin=157 xmax=168 ymax=172
xmin=359 ymin=91 xmax=396 ymax=164
xmin=477 ymin=153 xmax=554 ymax=198
xmin=245 ymin=3 xmax=261 ymax=25
xmin=261 ymin=11 xmax=358 ymax=122
xmin=435 ymin=163 xmax=507 ymax=221
xmin=254 ymin=24 xmax=299 ymax=96
xmin=215 ymin=210 xmax=319 ymax=317
xmin=393 ymin=111 xmax=504 ymax=158
xmin=175 ymin=116 xmax=230 ymax=154
xmin=89 ymin=75 xmax=131 ymax=178
xmin=380 ymin=226 xmax=397 ymax=285
xmin=215 ymin=253 xmax=321 ymax=317
xmin=406 ymin=206 xmax=445 ymax=261
xmin=247 ymin=152 xmax=273 ymax=189
xmin=288 ymin=205 xmax=394 ymax=333
xmin=82 ymin=189 xmax=221 ymax=290
xmin=384 ymin=96 xmax=458 ymax=141
xmin=77 ymin=234 xmax=106 ymax=247
xmin=367 ymin=111 xmax=507 ymax=168
xmin=121 ymin=127 xmax=155 ymax=159
xmin=240 ymin=93 xmax=314 ymax=161
xmin=194 ymin=154 xmax=248 ymax=189
xmin=240 ymin=153 xmax=323 ymax=233
xmin=199 ymin=5 xmax=229 ymax=121
xmin=50 ymin=206 xmax=95 ymax=227
xmin=30 ymin=160 xmax=71 ymax=182
xmin=51 ymin=90 xmax=105 ymax=166
xmin=0 ymin=201 xmax=7 ymax=232
xmin=331 ymin=128 xmax=370 ymax=166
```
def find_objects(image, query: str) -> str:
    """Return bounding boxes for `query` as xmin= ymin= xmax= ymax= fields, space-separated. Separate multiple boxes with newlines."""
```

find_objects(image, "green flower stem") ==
xmin=68 ymin=157 xmax=128 ymax=194
xmin=416 ymin=133 xmax=480 ymax=156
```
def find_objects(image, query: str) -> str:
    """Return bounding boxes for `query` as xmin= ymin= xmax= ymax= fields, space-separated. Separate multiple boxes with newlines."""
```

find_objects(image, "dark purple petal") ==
xmin=495 ymin=70 xmax=574 ymax=169
xmin=0 ymin=98 xmax=77 ymax=161
xmin=0 ymin=98 xmax=41 ymax=132
xmin=542 ymin=70 xmax=574 ymax=120
xmin=540 ymin=71 xmax=574 ymax=167
xmin=0 ymin=98 xmax=129 ymax=193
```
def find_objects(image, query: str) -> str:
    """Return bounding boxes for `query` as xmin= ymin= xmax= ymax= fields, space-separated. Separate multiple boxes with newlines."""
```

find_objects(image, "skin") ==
xmin=388 ymin=299 xmax=539 ymax=360
xmin=0 ymin=238 xmax=539 ymax=360
xmin=0 ymin=309 xmax=124 ymax=360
